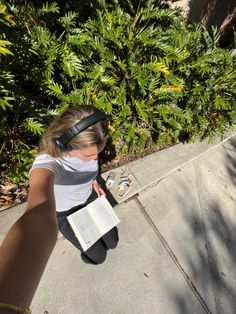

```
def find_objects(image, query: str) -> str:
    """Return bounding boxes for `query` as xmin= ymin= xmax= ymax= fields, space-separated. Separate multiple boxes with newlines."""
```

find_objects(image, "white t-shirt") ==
xmin=30 ymin=154 xmax=98 ymax=212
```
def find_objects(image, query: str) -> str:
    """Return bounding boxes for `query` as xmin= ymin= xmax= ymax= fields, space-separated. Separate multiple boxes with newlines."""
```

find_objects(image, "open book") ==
xmin=67 ymin=195 xmax=120 ymax=252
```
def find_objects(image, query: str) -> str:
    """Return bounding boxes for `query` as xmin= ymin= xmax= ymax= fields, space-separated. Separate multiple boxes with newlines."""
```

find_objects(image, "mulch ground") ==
xmin=0 ymin=179 xmax=28 ymax=212
xmin=0 ymin=143 xmax=174 ymax=212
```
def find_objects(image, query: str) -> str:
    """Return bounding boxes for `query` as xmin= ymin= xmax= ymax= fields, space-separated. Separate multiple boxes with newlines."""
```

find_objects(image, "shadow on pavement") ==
xmin=173 ymin=141 xmax=236 ymax=314
xmin=224 ymin=137 xmax=236 ymax=186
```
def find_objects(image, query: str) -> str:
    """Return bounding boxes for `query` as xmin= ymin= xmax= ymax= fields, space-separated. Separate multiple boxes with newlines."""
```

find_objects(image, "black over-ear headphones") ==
xmin=55 ymin=110 xmax=107 ymax=152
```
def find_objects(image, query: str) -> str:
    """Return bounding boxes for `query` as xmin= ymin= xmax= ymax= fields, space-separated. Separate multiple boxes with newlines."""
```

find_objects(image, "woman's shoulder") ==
xmin=32 ymin=152 xmax=66 ymax=166
xmin=30 ymin=154 xmax=63 ymax=179
xmin=34 ymin=153 xmax=55 ymax=160
xmin=34 ymin=153 xmax=65 ymax=163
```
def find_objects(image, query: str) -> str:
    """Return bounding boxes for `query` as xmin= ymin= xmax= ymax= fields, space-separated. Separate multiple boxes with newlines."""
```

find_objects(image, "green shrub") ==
xmin=0 ymin=0 xmax=235 ymax=182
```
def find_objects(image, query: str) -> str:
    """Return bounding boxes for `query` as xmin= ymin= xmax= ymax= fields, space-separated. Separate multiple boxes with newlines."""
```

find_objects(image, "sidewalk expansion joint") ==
xmin=133 ymin=196 xmax=213 ymax=314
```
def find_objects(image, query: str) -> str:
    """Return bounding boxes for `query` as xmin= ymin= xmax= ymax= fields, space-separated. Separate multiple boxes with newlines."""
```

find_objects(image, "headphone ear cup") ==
xmin=66 ymin=144 xmax=72 ymax=152
xmin=60 ymin=144 xmax=69 ymax=152
xmin=55 ymin=139 xmax=69 ymax=152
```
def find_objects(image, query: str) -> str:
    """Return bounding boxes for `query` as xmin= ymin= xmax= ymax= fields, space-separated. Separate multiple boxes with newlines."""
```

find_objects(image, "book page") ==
xmin=87 ymin=196 xmax=120 ymax=235
xmin=67 ymin=209 xmax=101 ymax=251
xmin=67 ymin=196 xmax=120 ymax=251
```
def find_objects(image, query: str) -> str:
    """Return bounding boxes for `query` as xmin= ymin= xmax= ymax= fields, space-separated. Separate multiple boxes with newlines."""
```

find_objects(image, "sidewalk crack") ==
xmin=134 ymin=196 xmax=213 ymax=314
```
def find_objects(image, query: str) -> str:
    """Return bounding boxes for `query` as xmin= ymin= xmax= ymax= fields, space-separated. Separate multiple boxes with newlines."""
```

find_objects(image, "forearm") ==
xmin=93 ymin=179 xmax=105 ymax=197
xmin=0 ymin=202 xmax=58 ymax=308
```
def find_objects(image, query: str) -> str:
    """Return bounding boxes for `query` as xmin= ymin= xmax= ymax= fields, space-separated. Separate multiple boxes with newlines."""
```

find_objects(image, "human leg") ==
xmin=57 ymin=212 xmax=108 ymax=264
xmin=102 ymin=227 xmax=119 ymax=249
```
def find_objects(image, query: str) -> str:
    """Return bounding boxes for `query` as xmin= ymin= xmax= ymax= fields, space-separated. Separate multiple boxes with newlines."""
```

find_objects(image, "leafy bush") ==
xmin=0 ymin=0 xmax=235 ymax=182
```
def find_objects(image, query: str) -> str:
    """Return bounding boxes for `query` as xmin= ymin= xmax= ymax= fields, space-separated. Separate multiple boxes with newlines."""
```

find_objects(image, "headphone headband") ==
xmin=55 ymin=110 xmax=107 ymax=150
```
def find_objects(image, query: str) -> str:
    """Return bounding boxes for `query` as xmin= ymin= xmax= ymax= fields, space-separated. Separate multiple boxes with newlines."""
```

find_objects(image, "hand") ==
xmin=93 ymin=179 xmax=106 ymax=197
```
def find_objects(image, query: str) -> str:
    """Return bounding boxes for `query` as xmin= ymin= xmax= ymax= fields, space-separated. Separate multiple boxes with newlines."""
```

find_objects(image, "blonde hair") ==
xmin=39 ymin=105 xmax=108 ymax=157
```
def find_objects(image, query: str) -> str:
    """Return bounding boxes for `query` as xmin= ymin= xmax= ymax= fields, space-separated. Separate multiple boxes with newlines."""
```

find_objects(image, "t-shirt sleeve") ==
xmin=30 ymin=154 xmax=62 ymax=182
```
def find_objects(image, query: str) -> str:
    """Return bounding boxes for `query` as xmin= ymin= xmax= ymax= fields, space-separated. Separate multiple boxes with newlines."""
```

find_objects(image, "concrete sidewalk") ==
xmin=1 ymin=134 xmax=236 ymax=314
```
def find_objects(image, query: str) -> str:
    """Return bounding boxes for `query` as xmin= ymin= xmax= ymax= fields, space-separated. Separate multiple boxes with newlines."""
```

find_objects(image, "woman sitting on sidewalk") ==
xmin=0 ymin=105 xmax=118 ymax=313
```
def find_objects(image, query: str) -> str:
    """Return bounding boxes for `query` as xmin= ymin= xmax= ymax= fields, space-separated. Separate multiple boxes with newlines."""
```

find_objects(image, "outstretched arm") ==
xmin=0 ymin=168 xmax=58 ymax=311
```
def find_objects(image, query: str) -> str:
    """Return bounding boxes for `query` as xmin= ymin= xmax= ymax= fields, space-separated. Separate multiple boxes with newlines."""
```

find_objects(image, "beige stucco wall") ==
xmin=170 ymin=0 xmax=236 ymax=44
